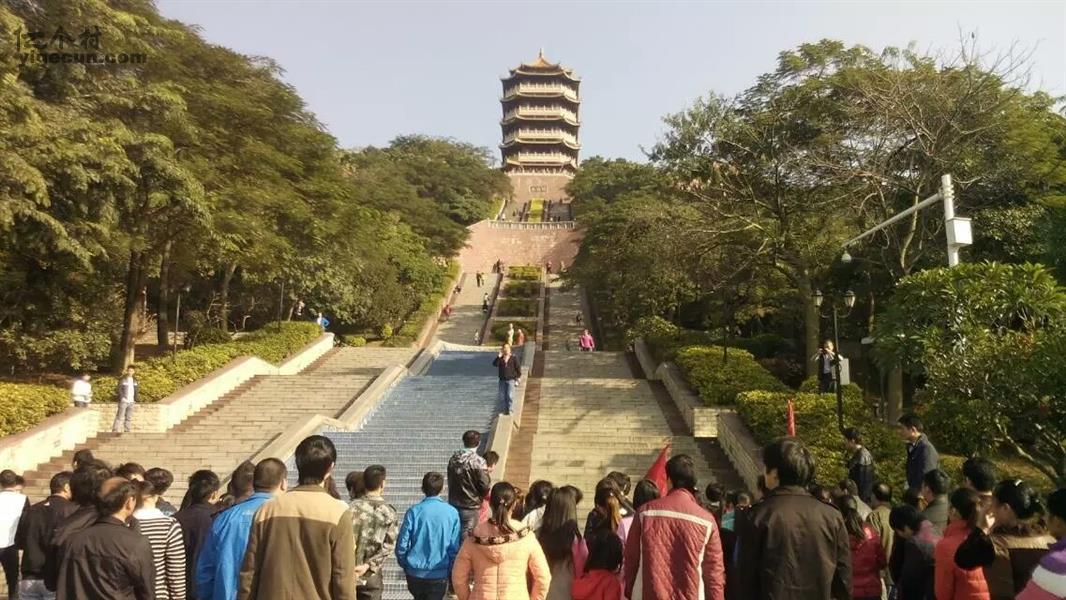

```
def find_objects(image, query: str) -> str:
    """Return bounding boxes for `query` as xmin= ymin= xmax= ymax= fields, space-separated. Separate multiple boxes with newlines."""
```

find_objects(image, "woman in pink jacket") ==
xmin=453 ymin=482 xmax=552 ymax=600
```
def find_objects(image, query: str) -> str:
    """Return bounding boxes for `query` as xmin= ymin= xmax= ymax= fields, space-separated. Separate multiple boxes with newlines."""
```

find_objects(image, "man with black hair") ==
xmin=395 ymin=472 xmax=460 ymax=600
xmin=736 ymin=437 xmax=851 ymax=600
xmin=961 ymin=456 xmax=996 ymax=531
xmin=239 ymin=435 xmax=355 ymax=599
xmin=623 ymin=454 xmax=724 ymax=600
xmin=71 ymin=449 xmax=95 ymax=471
xmin=115 ymin=462 xmax=147 ymax=482
xmin=843 ymin=427 xmax=876 ymax=503
xmin=198 ymin=458 xmax=286 ymax=600
xmin=888 ymin=504 xmax=941 ymax=600
xmin=350 ymin=466 xmax=397 ymax=600
xmin=57 ymin=477 xmax=155 ymax=599
xmin=44 ymin=461 xmax=112 ymax=591
xmin=898 ymin=413 xmax=940 ymax=494
xmin=920 ymin=468 xmax=951 ymax=531
xmin=175 ymin=469 xmax=221 ymax=600
xmin=146 ymin=468 xmax=177 ymax=516
xmin=15 ymin=471 xmax=74 ymax=600
xmin=446 ymin=431 xmax=490 ymax=539
xmin=0 ymin=470 xmax=29 ymax=598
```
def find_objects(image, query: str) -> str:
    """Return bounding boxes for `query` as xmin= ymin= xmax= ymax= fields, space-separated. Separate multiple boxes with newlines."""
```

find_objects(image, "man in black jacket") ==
xmin=898 ymin=413 xmax=939 ymax=494
xmin=492 ymin=344 xmax=521 ymax=415
xmin=446 ymin=430 xmax=490 ymax=538
xmin=57 ymin=477 xmax=155 ymax=600
xmin=44 ymin=461 xmax=112 ymax=591
xmin=16 ymin=472 xmax=75 ymax=598
xmin=736 ymin=437 xmax=851 ymax=600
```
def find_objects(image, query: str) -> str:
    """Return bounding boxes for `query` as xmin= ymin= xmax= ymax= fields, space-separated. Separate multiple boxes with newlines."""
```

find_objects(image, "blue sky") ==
xmin=156 ymin=1 xmax=1066 ymax=162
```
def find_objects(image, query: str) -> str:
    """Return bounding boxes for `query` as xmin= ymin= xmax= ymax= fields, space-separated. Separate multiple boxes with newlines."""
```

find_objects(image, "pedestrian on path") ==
xmin=493 ymin=344 xmax=521 ymax=416
xmin=112 ymin=366 xmax=139 ymax=433
xmin=176 ymin=470 xmax=222 ymax=600
xmin=0 ymin=470 xmax=28 ymax=597
xmin=395 ymin=472 xmax=461 ymax=600
xmin=516 ymin=328 xmax=526 ymax=347
xmin=15 ymin=471 xmax=75 ymax=600
xmin=351 ymin=466 xmax=398 ymax=600
xmin=133 ymin=479 xmax=187 ymax=600
xmin=71 ymin=374 xmax=92 ymax=408
xmin=315 ymin=312 xmax=331 ymax=329
xmin=843 ymin=428 xmax=875 ymax=504
xmin=815 ymin=340 xmax=838 ymax=393
xmin=546 ymin=261 xmax=553 ymax=275
xmin=482 ymin=294 xmax=490 ymax=314
xmin=476 ymin=272 xmax=484 ymax=288
xmin=447 ymin=431 xmax=492 ymax=539
xmin=1016 ymin=487 xmax=1066 ymax=600
xmin=579 ymin=330 xmax=595 ymax=352
xmin=473 ymin=330 xmax=481 ymax=346
xmin=538 ymin=485 xmax=587 ymax=600
xmin=441 ymin=305 xmax=452 ymax=322
xmin=898 ymin=413 xmax=939 ymax=495
xmin=506 ymin=323 xmax=515 ymax=346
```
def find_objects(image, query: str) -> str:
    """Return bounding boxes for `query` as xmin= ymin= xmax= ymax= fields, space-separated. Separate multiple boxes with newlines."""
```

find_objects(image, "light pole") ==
xmin=813 ymin=288 xmax=856 ymax=433
xmin=841 ymin=174 xmax=971 ymax=267
xmin=173 ymin=284 xmax=191 ymax=359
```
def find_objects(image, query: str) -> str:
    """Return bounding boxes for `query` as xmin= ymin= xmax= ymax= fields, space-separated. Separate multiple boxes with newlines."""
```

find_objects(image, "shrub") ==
xmin=675 ymin=346 xmax=789 ymax=406
xmin=626 ymin=316 xmax=678 ymax=345
xmin=383 ymin=261 xmax=459 ymax=347
xmin=187 ymin=327 xmax=231 ymax=347
xmin=92 ymin=321 xmax=321 ymax=404
xmin=379 ymin=324 xmax=393 ymax=340
xmin=496 ymin=298 xmax=537 ymax=318
xmin=758 ymin=357 xmax=806 ymax=388
xmin=503 ymin=281 xmax=540 ymax=298
xmin=728 ymin=334 xmax=798 ymax=360
xmin=528 ymin=198 xmax=545 ymax=222
xmin=0 ymin=328 xmax=111 ymax=374
xmin=798 ymin=377 xmax=864 ymax=404
xmin=507 ymin=266 xmax=541 ymax=281
xmin=341 ymin=335 xmax=367 ymax=347
xmin=0 ymin=382 xmax=70 ymax=437
xmin=491 ymin=321 xmax=536 ymax=343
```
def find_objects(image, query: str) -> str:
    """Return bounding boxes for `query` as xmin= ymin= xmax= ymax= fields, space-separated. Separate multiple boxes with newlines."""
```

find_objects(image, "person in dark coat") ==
xmin=898 ymin=413 xmax=940 ymax=494
xmin=736 ymin=437 xmax=851 ymax=600
xmin=174 ymin=470 xmax=220 ymax=599
xmin=15 ymin=472 xmax=76 ymax=597
xmin=44 ymin=460 xmax=113 ymax=591
xmin=920 ymin=469 xmax=951 ymax=532
xmin=888 ymin=504 xmax=942 ymax=600
xmin=843 ymin=427 xmax=875 ymax=504
xmin=57 ymin=477 xmax=155 ymax=600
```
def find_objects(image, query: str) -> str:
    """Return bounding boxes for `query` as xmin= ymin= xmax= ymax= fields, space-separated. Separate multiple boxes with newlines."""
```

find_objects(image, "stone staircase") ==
xmin=435 ymin=272 xmax=500 ymax=346
xmin=21 ymin=347 xmax=415 ymax=503
xmin=317 ymin=349 xmax=502 ymax=600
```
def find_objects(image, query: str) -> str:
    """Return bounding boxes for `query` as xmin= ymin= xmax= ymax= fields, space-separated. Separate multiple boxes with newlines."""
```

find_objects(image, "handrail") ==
xmin=487 ymin=220 xmax=576 ymax=230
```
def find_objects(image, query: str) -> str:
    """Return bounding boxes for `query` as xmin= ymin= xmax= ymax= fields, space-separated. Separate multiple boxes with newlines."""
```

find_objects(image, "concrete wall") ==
xmin=507 ymin=172 xmax=573 ymax=207
xmin=457 ymin=219 xmax=583 ymax=273
xmin=0 ymin=409 xmax=100 ymax=474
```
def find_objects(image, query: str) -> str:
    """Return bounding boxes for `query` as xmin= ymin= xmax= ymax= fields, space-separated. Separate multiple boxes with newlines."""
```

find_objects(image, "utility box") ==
xmin=946 ymin=217 xmax=973 ymax=247
xmin=838 ymin=357 xmax=851 ymax=386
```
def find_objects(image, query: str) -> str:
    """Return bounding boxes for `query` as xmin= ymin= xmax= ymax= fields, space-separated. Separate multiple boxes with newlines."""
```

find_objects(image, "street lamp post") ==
xmin=813 ymin=289 xmax=857 ymax=433
xmin=173 ymin=284 xmax=191 ymax=359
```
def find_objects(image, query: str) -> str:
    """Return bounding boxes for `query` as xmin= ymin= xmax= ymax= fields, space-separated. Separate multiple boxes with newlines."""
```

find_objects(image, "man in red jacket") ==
xmin=623 ymin=454 xmax=725 ymax=600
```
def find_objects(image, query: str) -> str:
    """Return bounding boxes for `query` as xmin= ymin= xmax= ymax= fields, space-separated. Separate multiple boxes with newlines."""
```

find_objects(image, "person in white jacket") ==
xmin=71 ymin=374 xmax=93 ymax=408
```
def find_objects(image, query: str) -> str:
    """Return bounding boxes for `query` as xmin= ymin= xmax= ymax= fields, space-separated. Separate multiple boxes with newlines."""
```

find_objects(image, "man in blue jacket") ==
xmin=898 ymin=413 xmax=940 ymax=495
xmin=396 ymin=472 xmax=461 ymax=600
xmin=196 ymin=458 xmax=286 ymax=600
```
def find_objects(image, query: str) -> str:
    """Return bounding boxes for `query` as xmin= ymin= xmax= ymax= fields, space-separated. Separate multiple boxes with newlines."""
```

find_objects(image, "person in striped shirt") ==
xmin=134 ymin=479 xmax=188 ymax=600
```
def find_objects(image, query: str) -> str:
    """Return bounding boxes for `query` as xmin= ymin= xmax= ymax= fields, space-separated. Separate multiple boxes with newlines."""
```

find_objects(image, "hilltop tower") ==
xmin=500 ymin=50 xmax=580 ymax=218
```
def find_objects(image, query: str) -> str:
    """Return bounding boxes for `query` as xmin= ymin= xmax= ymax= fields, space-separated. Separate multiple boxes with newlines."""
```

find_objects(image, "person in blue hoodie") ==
xmin=396 ymin=471 xmax=462 ymax=600
xmin=195 ymin=458 xmax=287 ymax=600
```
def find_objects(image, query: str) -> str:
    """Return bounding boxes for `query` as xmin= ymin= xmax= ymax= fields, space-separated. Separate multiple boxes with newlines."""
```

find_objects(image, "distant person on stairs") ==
xmin=516 ymin=328 xmax=526 ymax=347
xmin=447 ymin=431 xmax=492 ymax=539
xmin=71 ymin=374 xmax=93 ymax=408
xmin=506 ymin=323 xmax=515 ymax=346
xmin=482 ymin=293 xmax=490 ymax=314
xmin=395 ymin=472 xmax=461 ymax=600
xmin=578 ymin=330 xmax=595 ymax=352
xmin=493 ymin=344 xmax=522 ymax=415
xmin=476 ymin=272 xmax=484 ymax=288
xmin=112 ymin=366 xmax=139 ymax=433
xmin=350 ymin=465 xmax=398 ymax=600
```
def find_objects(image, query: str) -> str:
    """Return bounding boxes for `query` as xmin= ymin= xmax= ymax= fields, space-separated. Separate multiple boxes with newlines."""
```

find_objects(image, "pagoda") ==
xmin=500 ymin=50 xmax=580 ymax=211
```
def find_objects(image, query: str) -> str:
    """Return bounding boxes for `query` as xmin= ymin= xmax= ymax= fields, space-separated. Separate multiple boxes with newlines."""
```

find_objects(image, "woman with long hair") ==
xmin=133 ymin=480 xmax=187 ymax=600
xmin=522 ymin=480 xmax=554 ymax=532
xmin=632 ymin=480 xmax=660 ymax=511
xmin=834 ymin=494 xmax=885 ymax=600
xmin=983 ymin=480 xmax=1055 ymax=599
xmin=572 ymin=532 xmax=623 ymax=600
xmin=935 ymin=488 xmax=990 ymax=600
xmin=585 ymin=479 xmax=627 ymax=544
xmin=538 ymin=486 xmax=588 ymax=600
xmin=452 ymin=482 xmax=550 ymax=600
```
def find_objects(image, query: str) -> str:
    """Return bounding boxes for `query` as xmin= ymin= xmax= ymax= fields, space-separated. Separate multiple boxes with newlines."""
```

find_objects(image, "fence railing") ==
xmin=488 ymin=220 xmax=576 ymax=230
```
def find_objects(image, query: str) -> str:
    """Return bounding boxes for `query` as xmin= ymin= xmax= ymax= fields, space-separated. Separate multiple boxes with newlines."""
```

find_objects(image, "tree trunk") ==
xmin=156 ymin=241 xmax=172 ymax=350
xmin=798 ymin=276 xmax=820 ymax=377
xmin=886 ymin=367 xmax=904 ymax=424
xmin=218 ymin=261 xmax=237 ymax=333
xmin=112 ymin=250 xmax=146 ymax=373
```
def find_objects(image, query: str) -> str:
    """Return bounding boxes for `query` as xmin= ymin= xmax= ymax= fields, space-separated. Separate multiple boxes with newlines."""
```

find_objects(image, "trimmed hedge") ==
xmin=798 ymin=376 xmax=864 ymax=404
xmin=0 ymin=382 xmax=69 ymax=437
xmin=383 ymin=261 xmax=459 ymax=347
xmin=491 ymin=321 xmax=536 ymax=343
xmin=497 ymin=298 xmax=537 ymax=317
xmin=503 ymin=281 xmax=540 ymax=298
xmin=528 ymin=198 xmax=545 ymax=222
xmin=675 ymin=346 xmax=789 ymax=406
xmin=92 ymin=321 xmax=322 ymax=404
xmin=507 ymin=266 xmax=541 ymax=281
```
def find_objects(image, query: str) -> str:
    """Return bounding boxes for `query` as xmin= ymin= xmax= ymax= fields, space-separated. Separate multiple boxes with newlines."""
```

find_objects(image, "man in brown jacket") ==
xmin=238 ymin=436 xmax=356 ymax=600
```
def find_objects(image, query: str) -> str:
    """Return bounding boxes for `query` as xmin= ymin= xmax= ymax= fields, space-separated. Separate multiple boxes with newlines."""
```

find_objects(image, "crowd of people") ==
xmin=0 ymin=410 xmax=1064 ymax=600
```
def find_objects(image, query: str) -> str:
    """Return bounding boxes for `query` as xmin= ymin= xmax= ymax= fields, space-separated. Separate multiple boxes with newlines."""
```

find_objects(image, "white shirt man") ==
xmin=71 ymin=375 xmax=93 ymax=408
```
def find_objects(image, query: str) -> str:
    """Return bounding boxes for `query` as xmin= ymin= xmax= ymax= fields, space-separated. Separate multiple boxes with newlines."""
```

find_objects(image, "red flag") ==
xmin=787 ymin=399 xmax=796 ymax=436
xmin=645 ymin=443 xmax=671 ymax=494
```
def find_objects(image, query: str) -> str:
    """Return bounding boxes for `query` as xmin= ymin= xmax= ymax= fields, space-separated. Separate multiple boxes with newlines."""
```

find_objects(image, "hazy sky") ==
xmin=156 ymin=1 xmax=1066 ymax=162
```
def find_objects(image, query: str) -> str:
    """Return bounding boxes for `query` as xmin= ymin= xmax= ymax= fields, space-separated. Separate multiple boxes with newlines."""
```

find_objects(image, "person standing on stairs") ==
xmin=146 ymin=468 xmax=178 ymax=517
xmin=132 ymin=479 xmax=187 ymax=600
xmin=506 ymin=323 xmax=515 ymax=346
xmin=43 ymin=461 xmax=112 ymax=592
xmin=15 ymin=471 xmax=75 ymax=600
xmin=476 ymin=272 xmax=484 ymax=288
xmin=112 ymin=366 xmax=139 ymax=433
xmin=395 ymin=472 xmax=461 ymax=600
xmin=493 ymin=344 xmax=522 ymax=416
xmin=175 ymin=470 xmax=222 ymax=600
xmin=448 ymin=431 xmax=492 ymax=539
xmin=482 ymin=294 xmax=490 ymax=314
xmin=70 ymin=374 xmax=92 ymax=408
xmin=538 ymin=486 xmax=588 ymax=600
xmin=350 ymin=465 xmax=398 ymax=600
xmin=0 ymin=470 xmax=28 ymax=598
xmin=578 ymin=330 xmax=595 ymax=352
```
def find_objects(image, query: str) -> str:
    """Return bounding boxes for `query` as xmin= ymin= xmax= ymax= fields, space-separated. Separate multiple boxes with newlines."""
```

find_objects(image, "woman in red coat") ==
xmin=836 ymin=494 xmax=887 ymax=600
xmin=935 ymin=488 xmax=990 ymax=600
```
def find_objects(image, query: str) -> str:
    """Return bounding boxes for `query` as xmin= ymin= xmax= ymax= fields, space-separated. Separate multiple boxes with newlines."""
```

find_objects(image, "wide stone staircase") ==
xmin=21 ymin=347 xmax=415 ymax=503
xmin=315 ymin=349 xmax=503 ymax=600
